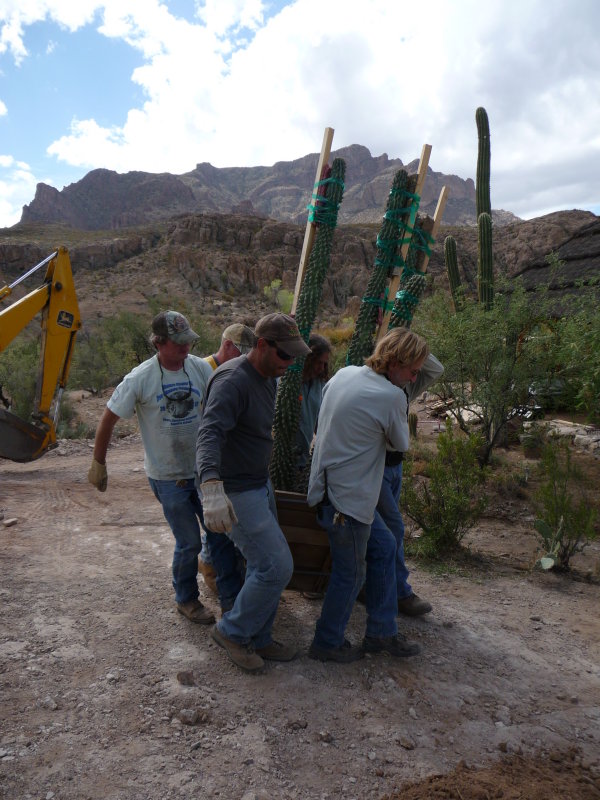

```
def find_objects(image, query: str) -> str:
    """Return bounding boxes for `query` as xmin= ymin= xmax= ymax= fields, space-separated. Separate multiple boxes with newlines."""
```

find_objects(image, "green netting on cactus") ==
xmin=388 ymin=217 xmax=433 ymax=329
xmin=345 ymin=170 xmax=421 ymax=366
xmin=307 ymin=176 xmax=345 ymax=226
xmin=270 ymin=158 xmax=346 ymax=492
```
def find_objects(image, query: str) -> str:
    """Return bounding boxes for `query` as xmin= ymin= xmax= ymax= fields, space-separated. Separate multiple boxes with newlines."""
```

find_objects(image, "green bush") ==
xmin=534 ymin=437 xmax=598 ymax=570
xmin=414 ymin=280 xmax=554 ymax=465
xmin=401 ymin=420 xmax=488 ymax=557
xmin=0 ymin=332 xmax=40 ymax=421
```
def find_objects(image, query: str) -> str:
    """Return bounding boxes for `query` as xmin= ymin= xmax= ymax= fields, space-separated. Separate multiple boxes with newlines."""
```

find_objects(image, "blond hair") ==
xmin=365 ymin=328 xmax=429 ymax=374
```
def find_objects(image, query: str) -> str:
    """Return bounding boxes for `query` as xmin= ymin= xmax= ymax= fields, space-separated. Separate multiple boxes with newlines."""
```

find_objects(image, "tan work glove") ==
xmin=88 ymin=458 xmax=108 ymax=492
xmin=200 ymin=480 xmax=238 ymax=533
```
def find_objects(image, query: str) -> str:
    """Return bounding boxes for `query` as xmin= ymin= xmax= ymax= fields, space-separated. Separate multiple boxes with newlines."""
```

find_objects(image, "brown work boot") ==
xmin=177 ymin=599 xmax=215 ymax=625
xmin=255 ymin=640 xmax=298 ymax=662
xmin=198 ymin=558 xmax=218 ymax=595
xmin=397 ymin=593 xmax=432 ymax=617
xmin=211 ymin=626 xmax=264 ymax=673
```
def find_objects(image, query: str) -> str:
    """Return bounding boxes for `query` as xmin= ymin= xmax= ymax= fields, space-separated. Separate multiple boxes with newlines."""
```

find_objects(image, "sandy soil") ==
xmin=1 ymin=423 xmax=600 ymax=800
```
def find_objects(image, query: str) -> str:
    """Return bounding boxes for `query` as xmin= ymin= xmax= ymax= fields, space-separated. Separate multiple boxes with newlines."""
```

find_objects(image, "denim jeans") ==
xmin=204 ymin=528 xmax=245 ymax=611
xmin=216 ymin=481 xmax=293 ymax=649
xmin=372 ymin=463 xmax=412 ymax=600
xmin=148 ymin=477 xmax=203 ymax=605
xmin=312 ymin=503 xmax=371 ymax=649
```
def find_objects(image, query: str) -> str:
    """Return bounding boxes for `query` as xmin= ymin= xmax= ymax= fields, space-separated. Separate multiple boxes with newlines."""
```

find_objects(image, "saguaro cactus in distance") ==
xmin=476 ymin=106 xmax=491 ymax=219
xmin=445 ymin=106 xmax=494 ymax=310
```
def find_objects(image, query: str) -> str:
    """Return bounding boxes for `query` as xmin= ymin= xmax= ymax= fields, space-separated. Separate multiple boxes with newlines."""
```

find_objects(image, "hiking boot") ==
xmin=177 ymin=599 xmax=215 ymax=625
xmin=211 ymin=626 xmax=264 ymax=673
xmin=308 ymin=638 xmax=364 ymax=663
xmin=397 ymin=593 xmax=432 ymax=617
xmin=255 ymin=640 xmax=298 ymax=662
xmin=362 ymin=633 xmax=421 ymax=658
xmin=198 ymin=558 xmax=218 ymax=595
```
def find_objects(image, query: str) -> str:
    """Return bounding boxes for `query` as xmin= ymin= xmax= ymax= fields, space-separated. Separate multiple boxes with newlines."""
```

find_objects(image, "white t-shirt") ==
xmin=108 ymin=354 xmax=213 ymax=480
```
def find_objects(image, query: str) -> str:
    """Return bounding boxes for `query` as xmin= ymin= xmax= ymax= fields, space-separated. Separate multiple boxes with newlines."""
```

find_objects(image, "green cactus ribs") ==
xmin=270 ymin=158 xmax=346 ymax=492
xmin=346 ymin=170 xmax=420 ymax=366
xmin=388 ymin=218 xmax=434 ymax=329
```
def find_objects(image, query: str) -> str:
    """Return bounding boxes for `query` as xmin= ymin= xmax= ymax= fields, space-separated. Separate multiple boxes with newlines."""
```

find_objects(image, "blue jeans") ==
xmin=372 ymin=463 xmax=412 ymax=600
xmin=200 ymin=524 xmax=245 ymax=611
xmin=216 ymin=481 xmax=293 ymax=649
xmin=148 ymin=478 xmax=203 ymax=605
xmin=312 ymin=503 xmax=372 ymax=649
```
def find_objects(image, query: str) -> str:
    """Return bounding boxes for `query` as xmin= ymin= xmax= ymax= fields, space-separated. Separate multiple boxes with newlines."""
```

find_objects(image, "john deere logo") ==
xmin=57 ymin=310 xmax=74 ymax=329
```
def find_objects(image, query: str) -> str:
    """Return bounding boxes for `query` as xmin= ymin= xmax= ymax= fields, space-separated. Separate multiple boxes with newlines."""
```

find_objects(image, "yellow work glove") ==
xmin=200 ymin=480 xmax=238 ymax=533
xmin=88 ymin=458 xmax=108 ymax=492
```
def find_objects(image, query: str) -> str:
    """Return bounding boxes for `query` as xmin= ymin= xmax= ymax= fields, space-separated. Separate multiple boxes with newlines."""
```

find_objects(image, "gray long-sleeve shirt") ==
xmin=195 ymin=356 xmax=276 ymax=492
xmin=307 ymin=355 xmax=444 ymax=524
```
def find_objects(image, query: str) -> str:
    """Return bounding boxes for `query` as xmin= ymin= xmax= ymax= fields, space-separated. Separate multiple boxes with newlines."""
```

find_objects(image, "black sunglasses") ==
xmin=265 ymin=339 xmax=295 ymax=361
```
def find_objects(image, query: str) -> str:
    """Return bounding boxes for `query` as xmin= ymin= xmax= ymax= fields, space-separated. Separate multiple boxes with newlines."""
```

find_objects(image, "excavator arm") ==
xmin=0 ymin=247 xmax=81 ymax=462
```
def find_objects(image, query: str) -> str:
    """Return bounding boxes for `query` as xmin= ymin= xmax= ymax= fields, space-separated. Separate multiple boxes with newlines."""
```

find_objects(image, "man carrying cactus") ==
xmin=368 ymin=349 xmax=444 ymax=619
xmin=196 ymin=313 xmax=310 ymax=673
xmin=307 ymin=328 xmax=443 ymax=663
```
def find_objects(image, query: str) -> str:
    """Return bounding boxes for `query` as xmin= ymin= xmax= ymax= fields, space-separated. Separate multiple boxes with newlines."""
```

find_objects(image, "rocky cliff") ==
xmin=2 ymin=209 xmax=596 ymax=334
xmin=19 ymin=145 xmax=518 ymax=231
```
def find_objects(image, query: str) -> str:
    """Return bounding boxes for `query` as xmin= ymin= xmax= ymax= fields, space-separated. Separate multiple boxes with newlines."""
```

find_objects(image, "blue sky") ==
xmin=1 ymin=0 xmax=599 ymax=228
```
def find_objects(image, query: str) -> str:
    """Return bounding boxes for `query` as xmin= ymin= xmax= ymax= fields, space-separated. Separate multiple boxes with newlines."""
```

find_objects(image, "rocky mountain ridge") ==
xmin=1 ymin=209 xmax=597 ymax=334
xmin=19 ymin=144 xmax=518 ymax=231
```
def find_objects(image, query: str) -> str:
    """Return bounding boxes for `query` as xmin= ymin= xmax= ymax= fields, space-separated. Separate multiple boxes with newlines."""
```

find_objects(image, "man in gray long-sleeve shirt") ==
xmin=196 ymin=312 xmax=310 ymax=673
xmin=307 ymin=327 xmax=439 ymax=663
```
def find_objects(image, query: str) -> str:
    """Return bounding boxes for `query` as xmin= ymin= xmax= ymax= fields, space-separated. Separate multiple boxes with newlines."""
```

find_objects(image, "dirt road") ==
xmin=1 ymin=436 xmax=599 ymax=799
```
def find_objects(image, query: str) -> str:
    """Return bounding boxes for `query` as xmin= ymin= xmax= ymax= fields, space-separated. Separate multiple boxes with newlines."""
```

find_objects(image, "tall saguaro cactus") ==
xmin=444 ymin=106 xmax=494 ymax=310
xmin=444 ymin=234 xmax=462 ymax=310
xmin=477 ymin=211 xmax=494 ymax=310
xmin=475 ymin=106 xmax=491 ymax=219
xmin=346 ymin=170 xmax=418 ymax=366
xmin=270 ymin=158 xmax=346 ymax=491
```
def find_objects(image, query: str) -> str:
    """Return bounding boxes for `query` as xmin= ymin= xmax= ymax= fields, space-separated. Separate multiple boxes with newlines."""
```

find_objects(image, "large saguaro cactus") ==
xmin=346 ymin=170 xmax=418 ymax=365
xmin=476 ymin=106 xmax=491 ymax=219
xmin=444 ymin=106 xmax=494 ymax=310
xmin=270 ymin=158 xmax=346 ymax=491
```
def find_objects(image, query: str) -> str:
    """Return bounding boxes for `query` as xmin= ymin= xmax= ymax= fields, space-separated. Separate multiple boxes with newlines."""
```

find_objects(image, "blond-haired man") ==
xmin=307 ymin=328 xmax=443 ymax=662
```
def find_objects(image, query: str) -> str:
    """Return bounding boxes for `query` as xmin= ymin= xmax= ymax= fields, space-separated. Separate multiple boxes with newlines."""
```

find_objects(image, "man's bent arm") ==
xmin=92 ymin=408 xmax=120 ymax=464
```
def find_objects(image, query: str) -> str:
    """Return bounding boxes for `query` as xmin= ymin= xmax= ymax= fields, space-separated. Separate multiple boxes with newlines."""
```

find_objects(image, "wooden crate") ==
xmin=275 ymin=490 xmax=331 ymax=593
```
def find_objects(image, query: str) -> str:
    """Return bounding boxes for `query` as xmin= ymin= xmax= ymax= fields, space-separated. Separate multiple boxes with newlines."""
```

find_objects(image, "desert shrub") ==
xmin=402 ymin=420 xmax=487 ymax=557
xmin=263 ymin=279 xmax=293 ymax=314
xmin=534 ymin=437 xmax=598 ymax=571
xmin=414 ymin=280 xmax=554 ymax=466
xmin=0 ymin=332 xmax=40 ymax=420
xmin=550 ymin=303 xmax=600 ymax=424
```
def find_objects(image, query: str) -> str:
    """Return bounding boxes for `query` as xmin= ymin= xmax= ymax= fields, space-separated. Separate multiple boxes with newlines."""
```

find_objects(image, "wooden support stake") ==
xmin=415 ymin=185 xmax=449 ymax=275
xmin=376 ymin=143 xmax=431 ymax=340
xmin=291 ymin=126 xmax=334 ymax=316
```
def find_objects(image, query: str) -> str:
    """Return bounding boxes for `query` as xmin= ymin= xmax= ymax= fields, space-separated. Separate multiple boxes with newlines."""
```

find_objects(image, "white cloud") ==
xmin=0 ymin=155 xmax=38 ymax=227
xmin=1 ymin=0 xmax=600 ymax=222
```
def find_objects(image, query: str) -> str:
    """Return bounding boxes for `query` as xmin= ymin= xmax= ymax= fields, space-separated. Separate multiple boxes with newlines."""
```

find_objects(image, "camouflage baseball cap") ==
xmin=152 ymin=311 xmax=200 ymax=344
xmin=222 ymin=323 xmax=255 ymax=353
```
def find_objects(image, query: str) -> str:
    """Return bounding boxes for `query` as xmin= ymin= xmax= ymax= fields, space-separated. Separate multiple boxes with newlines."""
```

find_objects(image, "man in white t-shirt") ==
xmin=88 ymin=310 xmax=215 ymax=625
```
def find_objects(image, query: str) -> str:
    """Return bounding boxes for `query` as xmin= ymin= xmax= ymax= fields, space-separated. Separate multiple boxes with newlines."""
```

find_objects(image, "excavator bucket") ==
xmin=0 ymin=408 xmax=53 ymax=462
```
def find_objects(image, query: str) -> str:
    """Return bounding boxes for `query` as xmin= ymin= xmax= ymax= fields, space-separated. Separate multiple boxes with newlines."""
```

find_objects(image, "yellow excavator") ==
xmin=0 ymin=247 xmax=81 ymax=462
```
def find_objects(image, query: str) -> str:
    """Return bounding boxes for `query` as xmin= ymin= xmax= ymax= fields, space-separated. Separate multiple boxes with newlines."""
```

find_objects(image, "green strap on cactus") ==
xmin=307 ymin=176 xmax=345 ymax=225
xmin=270 ymin=158 xmax=346 ymax=491
xmin=346 ymin=170 xmax=421 ymax=366
xmin=387 ymin=215 xmax=433 ymax=329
